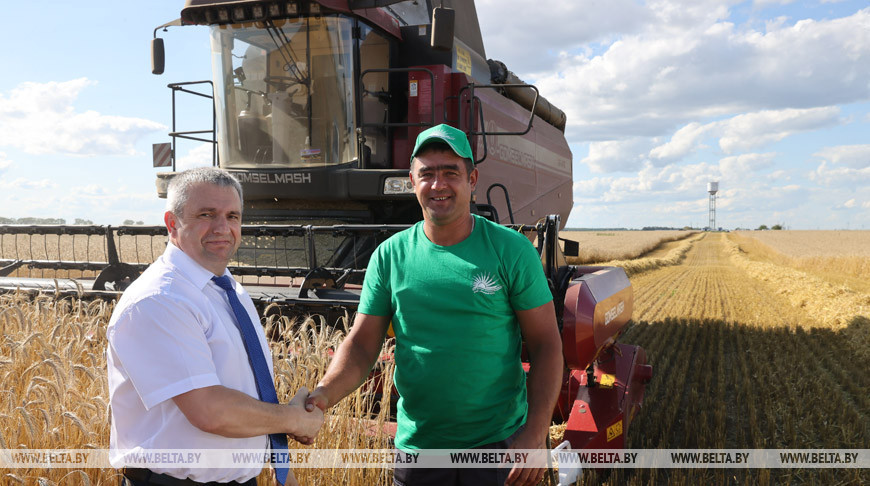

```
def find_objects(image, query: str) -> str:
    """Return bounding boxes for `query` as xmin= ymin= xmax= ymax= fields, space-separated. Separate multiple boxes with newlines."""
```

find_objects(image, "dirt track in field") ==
xmin=602 ymin=233 xmax=870 ymax=486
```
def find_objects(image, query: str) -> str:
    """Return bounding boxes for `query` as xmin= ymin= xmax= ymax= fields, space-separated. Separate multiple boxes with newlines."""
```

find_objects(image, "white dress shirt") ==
xmin=107 ymin=242 xmax=272 ymax=482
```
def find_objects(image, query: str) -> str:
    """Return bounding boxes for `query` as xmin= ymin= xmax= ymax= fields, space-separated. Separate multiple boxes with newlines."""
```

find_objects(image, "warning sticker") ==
xmin=599 ymin=373 xmax=616 ymax=388
xmin=410 ymin=80 xmax=418 ymax=97
xmin=607 ymin=421 xmax=623 ymax=442
xmin=152 ymin=143 xmax=172 ymax=167
xmin=456 ymin=46 xmax=472 ymax=76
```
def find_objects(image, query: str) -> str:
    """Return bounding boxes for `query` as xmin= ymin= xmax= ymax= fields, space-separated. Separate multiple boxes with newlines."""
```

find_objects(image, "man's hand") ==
xmin=305 ymin=386 xmax=329 ymax=412
xmin=287 ymin=387 xmax=323 ymax=445
xmin=508 ymin=301 xmax=562 ymax=485
xmin=303 ymin=313 xmax=390 ymax=414
xmin=505 ymin=427 xmax=548 ymax=486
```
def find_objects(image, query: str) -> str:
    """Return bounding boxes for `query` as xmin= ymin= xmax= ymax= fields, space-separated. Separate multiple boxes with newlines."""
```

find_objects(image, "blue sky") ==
xmin=0 ymin=0 xmax=868 ymax=229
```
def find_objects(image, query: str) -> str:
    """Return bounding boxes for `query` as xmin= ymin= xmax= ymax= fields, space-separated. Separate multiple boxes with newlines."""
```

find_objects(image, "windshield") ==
xmin=382 ymin=0 xmax=431 ymax=26
xmin=211 ymin=16 xmax=357 ymax=168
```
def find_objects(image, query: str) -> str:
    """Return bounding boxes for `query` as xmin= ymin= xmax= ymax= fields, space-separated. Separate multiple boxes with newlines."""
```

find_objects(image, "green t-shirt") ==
xmin=358 ymin=214 xmax=553 ymax=450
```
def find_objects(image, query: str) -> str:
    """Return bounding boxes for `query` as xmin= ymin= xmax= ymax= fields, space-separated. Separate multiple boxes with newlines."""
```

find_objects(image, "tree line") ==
xmin=0 ymin=217 xmax=145 ymax=225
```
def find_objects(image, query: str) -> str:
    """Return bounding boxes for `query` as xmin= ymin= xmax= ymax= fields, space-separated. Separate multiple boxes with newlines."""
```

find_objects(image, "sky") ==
xmin=0 ymin=0 xmax=867 ymax=229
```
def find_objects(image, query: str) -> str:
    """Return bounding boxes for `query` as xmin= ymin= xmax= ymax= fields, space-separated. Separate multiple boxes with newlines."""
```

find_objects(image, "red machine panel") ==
xmin=562 ymin=266 xmax=634 ymax=371
xmin=562 ymin=343 xmax=651 ymax=449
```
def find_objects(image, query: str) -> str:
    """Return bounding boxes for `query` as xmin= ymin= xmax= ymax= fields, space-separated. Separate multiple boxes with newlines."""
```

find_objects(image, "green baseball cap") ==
xmin=410 ymin=124 xmax=473 ymax=163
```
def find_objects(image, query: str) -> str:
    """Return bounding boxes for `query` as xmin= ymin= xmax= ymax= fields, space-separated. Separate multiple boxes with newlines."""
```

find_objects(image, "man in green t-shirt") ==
xmin=306 ymin=124 xmax=563 ymax=486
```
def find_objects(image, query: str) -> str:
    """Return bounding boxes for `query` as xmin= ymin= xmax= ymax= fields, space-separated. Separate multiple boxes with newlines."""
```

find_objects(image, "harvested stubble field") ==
xmin=601 ymin=232 xmax=870 ymax=485
xmin=560 ymin=230 xmax=697 ymax=264
xmin=1 ymin=230 xmax=868 ymax=485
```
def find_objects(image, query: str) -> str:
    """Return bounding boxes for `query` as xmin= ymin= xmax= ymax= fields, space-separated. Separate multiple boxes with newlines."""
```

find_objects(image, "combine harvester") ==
xmin=0 ymin=0 xmax=651 ymax=457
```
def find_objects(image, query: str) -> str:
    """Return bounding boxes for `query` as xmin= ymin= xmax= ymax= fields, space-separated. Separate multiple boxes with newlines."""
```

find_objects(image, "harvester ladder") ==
xmin=167 ymin=80 xmax=218 ymax=170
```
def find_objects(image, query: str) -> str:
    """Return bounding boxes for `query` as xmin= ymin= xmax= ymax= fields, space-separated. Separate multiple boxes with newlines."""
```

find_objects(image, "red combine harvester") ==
xmin=0 ymin=0 xmax=651 ymax=459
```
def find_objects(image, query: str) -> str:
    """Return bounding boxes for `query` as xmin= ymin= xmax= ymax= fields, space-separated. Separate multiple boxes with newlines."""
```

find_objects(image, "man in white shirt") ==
xmin=107 ymin=167 xmax=322 ymax=486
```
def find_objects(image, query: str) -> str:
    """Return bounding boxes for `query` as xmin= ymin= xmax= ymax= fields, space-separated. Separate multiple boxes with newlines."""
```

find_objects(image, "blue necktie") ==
xmin=212 ymin=275 xmax=288 ymax=485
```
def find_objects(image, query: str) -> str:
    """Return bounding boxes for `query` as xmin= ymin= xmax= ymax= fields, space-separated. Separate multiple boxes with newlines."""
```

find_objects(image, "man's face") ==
xmin=165 ymin=183 xmax=242 ymax=276
xmin=410 ymin=150 xmax=478 ymax=226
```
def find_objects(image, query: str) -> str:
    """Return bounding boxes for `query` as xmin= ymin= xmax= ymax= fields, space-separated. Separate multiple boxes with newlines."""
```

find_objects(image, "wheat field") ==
xmin=1 ymin=230 xmax=868 ymax=485
xmin=732 ymin=230 xmax=870 ymax=294
xmin=0 ymin=295 xmax=395 ymax=485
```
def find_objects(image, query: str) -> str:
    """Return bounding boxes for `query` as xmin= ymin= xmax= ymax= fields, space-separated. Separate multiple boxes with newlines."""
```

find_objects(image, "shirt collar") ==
xmin=164 ymin=242 xmax=231 ymax=290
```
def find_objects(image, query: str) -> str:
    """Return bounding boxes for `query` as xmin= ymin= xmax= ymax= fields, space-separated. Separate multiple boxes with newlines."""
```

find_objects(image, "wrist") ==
xmin=286 ymin=402 xmax=317 ymax=436
xmin=311 ymin=384 xmax=332 ymax=409
xmin=523 ymin=415 xmax=551 ymax=440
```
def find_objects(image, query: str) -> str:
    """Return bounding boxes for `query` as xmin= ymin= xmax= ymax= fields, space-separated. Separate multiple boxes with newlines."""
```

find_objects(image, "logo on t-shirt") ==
xmin=471 ymin=273 xmax=503 ymax=295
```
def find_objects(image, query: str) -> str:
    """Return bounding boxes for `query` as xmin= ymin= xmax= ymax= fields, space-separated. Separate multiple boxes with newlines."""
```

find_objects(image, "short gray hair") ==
xmin=166 ymin=167 xmax=243 ymax=217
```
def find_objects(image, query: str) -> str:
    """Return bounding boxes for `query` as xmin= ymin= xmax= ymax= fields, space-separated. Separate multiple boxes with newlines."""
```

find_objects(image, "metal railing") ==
xmin=167 ymin=81 xmax=218 ymax=170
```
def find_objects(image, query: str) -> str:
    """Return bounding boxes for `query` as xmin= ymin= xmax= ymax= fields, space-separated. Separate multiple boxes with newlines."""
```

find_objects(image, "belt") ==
xmin=121 ymin=468 xmax=256 ymax=486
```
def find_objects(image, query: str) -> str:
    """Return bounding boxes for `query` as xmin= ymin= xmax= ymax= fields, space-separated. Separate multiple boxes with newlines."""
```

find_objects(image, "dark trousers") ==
xmin=121 ymin=468 xmax=257 ymax=486
xmin=392 ymin=425 xmax=524 ymax=486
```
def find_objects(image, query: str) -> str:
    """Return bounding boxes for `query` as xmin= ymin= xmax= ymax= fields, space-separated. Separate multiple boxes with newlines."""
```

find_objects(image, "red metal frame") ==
xmin=560 ymin=343 xmax=651 ymax=449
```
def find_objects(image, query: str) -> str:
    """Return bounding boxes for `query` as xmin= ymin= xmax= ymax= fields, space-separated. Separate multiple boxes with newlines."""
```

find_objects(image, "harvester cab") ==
xmin=151 ymin=0 xmax=573 ymax=232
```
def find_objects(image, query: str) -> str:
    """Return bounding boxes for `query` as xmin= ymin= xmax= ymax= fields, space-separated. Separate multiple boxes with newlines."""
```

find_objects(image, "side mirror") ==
xmin=430 ymin=7 xmax=454 ymax=51
xmin=152 ymin=38 xmax=165 ymax=75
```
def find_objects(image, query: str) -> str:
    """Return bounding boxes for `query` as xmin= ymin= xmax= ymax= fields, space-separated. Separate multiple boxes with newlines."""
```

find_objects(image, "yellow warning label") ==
xmin=606 ymin=421 xmax=623 ymax=442
xmin=599 ymin=373 xmax=616 ymax=388
xmin=456 ymin=46 xmax=472 ymax=76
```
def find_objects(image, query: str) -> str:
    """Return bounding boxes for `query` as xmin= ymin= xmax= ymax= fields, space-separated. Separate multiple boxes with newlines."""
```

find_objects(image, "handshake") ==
xmin=285 ymin=385 xmax=330 ymax=445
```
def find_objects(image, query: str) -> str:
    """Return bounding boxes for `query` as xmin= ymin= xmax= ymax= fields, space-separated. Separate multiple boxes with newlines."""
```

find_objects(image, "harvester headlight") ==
xmin=232 ymin=7 xmax=246 ymax=22
xmin=269 ymin=4 xmax=281 ymax=17
xmin=384 ymin=177 xmax=414 ymax=195
xmin=217 ymin=8 xmax=230 ymax=22
xmin=286 ymin=3 xmax=298 ymax=15
xmin=252 ymin=5 xmax=265 ymax=19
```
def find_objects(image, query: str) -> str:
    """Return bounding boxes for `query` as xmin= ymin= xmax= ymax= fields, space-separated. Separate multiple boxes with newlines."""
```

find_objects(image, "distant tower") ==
xmin=707 ymin=181 xmax=719 ymax=230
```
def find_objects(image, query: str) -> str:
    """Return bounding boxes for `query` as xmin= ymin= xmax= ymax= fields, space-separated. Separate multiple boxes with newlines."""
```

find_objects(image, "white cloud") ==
xmin=0 ymin=152 xmax=10 ymax=171
xmin=477 ymin=0 xmax=653 ymax=75
xmin=650 ymin=122 xmax=712 ymax=163
xmin=718 ymin=108 xmax=841 ymax=153
xmin=808 ymin=160 xmax=870 ymax=186
xmin=74 ymin=185 xmax=107 ymax=196
xmin=719 ymin=152 xmax=776 ymax=176
xmin=573 ymin=176 xmax=614 ymax=197
xmin=484 ymin=2 xmax=869 ymax=230
xmin=754 ymin=0 xmax=796 ymax=8
xmin=813 ymin=144 xmax=870 ymax=169
xmin=645 ymin=107 xmax=839 ymax=166
xmin=0 ymin=79 xmax=165 ymax=156
xmin=529 ymin=7 xmax=870 ymax=142
xmin=0 ymin=177 xmax=58 ymax=190
xmin=581 ymin=138 xmax=657 ymax=173
xmin=574 ymin=160 xmax=720 ymax=205
xmin=645 ymin=0 xmax=737 ymax=28
xmin=175 ymin=143 xmax=216 ymax=171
